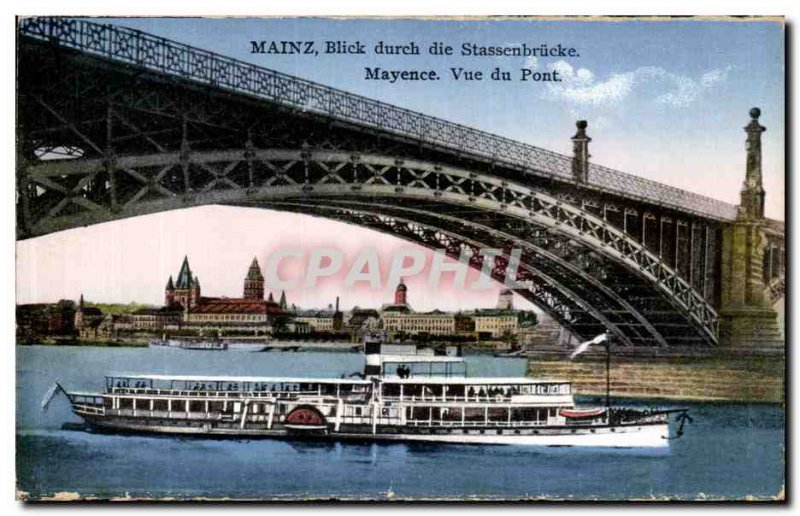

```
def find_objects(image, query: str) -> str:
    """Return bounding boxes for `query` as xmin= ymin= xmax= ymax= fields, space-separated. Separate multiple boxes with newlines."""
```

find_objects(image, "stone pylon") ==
xmin=571 ymin=120 xmax=591 ymax=183
xmin=719 ymin=108 xmax=783 ymax=351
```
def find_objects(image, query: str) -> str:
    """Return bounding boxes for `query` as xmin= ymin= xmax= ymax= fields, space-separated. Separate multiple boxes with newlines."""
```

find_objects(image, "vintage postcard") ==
xmin=15 ymin=15 xmax=785 ymax=501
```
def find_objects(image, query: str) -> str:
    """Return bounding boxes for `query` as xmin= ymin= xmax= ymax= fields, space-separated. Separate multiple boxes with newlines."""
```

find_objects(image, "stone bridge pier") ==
xmin=718 ymin=108 xmax=784 ymax=350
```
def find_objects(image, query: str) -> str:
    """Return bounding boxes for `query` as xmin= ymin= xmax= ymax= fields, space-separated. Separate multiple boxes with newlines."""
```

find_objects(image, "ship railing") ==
xmin=405 ymin=419 xmax=550 ymax=428
xmin=72 ymin=403 xmax=105 ymax=416
xmin=112 ymin=408 xmax=225 ymax=420
xmin=615 ymin=414 xmax=667 ymax=425
xmin=380 ymin=394 xmax=569 ymax=404
xmin=109 ymin=387 xmax=318 ymax=399
xmin=381 ymin=395 xmax=515 ymax=403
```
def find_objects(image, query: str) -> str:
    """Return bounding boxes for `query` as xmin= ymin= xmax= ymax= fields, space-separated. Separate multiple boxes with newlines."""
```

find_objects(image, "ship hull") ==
xmin=78 ymin=414 xmax=669 ymax=448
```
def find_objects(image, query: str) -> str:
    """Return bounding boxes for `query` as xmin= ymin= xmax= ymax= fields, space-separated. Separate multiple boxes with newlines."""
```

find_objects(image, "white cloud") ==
xmin=543 ymin=61 xmax=732 ymax=109
xmin=524 ymin=55 xmax=538 ymax=70
xmin=656 ymin=65 xmax=733 ymax=107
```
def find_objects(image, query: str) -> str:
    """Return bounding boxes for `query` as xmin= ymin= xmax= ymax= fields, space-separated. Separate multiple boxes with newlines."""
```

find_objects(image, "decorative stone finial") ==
xmin=739 ymin=107 xmax=766 ymax=220
xmin=572 ymin=120 xmax=591 ymax=182
xmin=574 ymin=120 xmax=589 ymax=139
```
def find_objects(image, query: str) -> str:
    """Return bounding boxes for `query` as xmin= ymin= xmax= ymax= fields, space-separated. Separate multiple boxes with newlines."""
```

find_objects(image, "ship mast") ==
xmin=604 ymin=336 xmax=611 ymax=408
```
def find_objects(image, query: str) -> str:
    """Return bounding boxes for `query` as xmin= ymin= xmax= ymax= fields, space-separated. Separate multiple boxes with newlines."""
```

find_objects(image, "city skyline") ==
xmin=16 ymin=205 xmax=511 ymax=312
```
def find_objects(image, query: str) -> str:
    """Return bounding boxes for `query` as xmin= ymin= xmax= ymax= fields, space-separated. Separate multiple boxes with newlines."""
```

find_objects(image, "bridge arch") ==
xmin=267 ymin=200 xmax=669 ymax=347
xmin=270 ymin=202 xmax=640 ymax=347
xmin=23 ymin=148 xmax=720 ymax=346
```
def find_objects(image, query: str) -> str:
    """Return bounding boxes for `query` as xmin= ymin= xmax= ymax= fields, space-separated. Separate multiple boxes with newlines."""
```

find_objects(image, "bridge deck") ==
xmin=18 ymin=17 xmax=738 ymax=222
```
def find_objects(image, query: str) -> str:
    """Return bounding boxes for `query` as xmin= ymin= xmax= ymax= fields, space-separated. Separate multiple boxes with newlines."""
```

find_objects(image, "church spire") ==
xmin=175 ymin=255 xmax=193 ymax=289
xmin=246 ymin=257 xmax=264 ymax=280
xmin=244 ymin=257 xmax=265 ymax=300
xmin=279 ymin=290 xmax=287 ymax=310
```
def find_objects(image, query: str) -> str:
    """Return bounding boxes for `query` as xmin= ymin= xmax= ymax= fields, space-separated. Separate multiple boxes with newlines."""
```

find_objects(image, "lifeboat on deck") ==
xmin=559 ymin=408 xmax=606 ymax=419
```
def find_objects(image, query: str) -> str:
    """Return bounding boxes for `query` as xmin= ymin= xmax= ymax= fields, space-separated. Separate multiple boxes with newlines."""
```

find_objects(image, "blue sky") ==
xmin=17 ymin=17 xmax=785 ymax=307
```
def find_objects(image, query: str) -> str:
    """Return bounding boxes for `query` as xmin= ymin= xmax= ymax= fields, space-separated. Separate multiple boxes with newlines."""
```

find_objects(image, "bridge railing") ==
xmin=19 ymin=16 xmax=737 ymax=221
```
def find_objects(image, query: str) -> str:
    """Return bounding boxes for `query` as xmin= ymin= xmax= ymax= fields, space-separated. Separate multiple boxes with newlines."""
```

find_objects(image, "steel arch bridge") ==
xmin=16 ymin=17 xmax=786 ymax=348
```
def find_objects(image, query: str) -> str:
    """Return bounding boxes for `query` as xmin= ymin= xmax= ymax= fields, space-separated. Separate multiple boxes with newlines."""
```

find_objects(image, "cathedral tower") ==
xmin=165 ymin=276 xmax=175 ymax=306
xmin=172 ymin=256 xmax=199 ymax=310
xmin=244 ymin=257 xmax=265 ymax=300
xmin=394 ymin=278 xmax=408 ymax=306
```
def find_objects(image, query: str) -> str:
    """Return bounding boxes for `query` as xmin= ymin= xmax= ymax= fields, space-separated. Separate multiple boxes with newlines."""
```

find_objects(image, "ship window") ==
xmin=172 ymin=400 xmax=186 ymax=412
xmin=411 ymin=407 xmax=428 ymax=420
xmin=355 ymin=407 xmax=363 ymax=416
xmin=511 ymin=407 xmax=539 ymax=422
xmin=189 ymin=401 xmax=204 ymax=412
xmin=463 ymin=408 xmax=485 ymax=422
xmin=487 ymin=408 xmax=508 ymax=422
xmin=449 ymin=385 xmax=466 ymax=397
xmin=382 ymin=384 xmax=401 ymax=397
xmin=321 ymin=384 xmax=337 ymax=395
xmin=120 ymin=398 xmax=133 ymax=410
xmin=209 ymin=401 xmax=224 ymax=412
xmin=153 ymin=399 xmax=168 ymax=411
xmin=406 ymin=384 xmax=423 ymax=398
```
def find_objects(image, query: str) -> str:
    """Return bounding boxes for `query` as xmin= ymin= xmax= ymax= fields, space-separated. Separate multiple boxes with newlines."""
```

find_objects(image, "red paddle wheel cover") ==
xmin=286 ymin=406 xmax=326 ymax=426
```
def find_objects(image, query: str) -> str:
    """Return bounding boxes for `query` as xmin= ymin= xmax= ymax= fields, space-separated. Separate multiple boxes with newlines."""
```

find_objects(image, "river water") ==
xmin=16 ymin=345 xmax=784 ymax=501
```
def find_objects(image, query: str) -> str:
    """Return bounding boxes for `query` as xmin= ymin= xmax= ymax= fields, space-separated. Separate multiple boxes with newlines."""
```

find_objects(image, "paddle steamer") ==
xmin=45 ymin=339 xmax=687 ymax=447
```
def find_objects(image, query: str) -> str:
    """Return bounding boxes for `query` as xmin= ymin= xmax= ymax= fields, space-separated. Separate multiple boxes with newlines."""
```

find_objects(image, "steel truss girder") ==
xmin=21 ymin=148 xmax=720 ymax=345
xmin=21 ymin=31 xmax=777 ymax=302
xmin=269 ymin=199 xmax=670 ymax=347
xmin=18 ymin=18 xmax=740 ymax=222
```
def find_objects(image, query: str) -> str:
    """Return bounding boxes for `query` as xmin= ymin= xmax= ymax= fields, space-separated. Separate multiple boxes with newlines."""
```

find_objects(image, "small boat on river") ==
xmin=45 ymin=336 xmax=689 ymax=448
xmin=149 ymin=339 xmax=268 ymax=352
